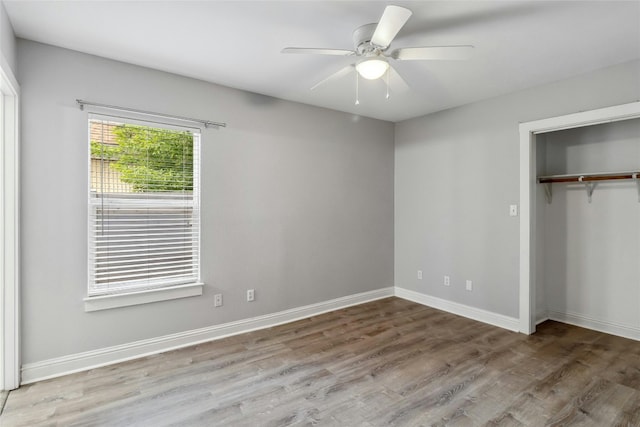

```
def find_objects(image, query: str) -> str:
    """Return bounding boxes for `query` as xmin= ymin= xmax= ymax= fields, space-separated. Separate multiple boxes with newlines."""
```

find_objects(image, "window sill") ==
xmin=84 ymin=283 xmax=204 ymax=312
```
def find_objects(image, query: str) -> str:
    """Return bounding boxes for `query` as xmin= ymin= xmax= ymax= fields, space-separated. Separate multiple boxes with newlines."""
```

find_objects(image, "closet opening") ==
xmin=519 ymin=102 xmax=640 ymax=337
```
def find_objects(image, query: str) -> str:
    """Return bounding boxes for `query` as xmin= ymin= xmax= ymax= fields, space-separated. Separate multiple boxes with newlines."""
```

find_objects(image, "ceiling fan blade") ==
xmin=310 ymin=65 xmax=354 ymax=91
xmin=388 ymin=66 xmax=410 ymax=93
xmin=391 ymin=45 xmax=474 ymax=61
xmin=282 ymin=47 xmax=355 ymax=56
xmin=371 ymin=5 xmax=412 ymax=48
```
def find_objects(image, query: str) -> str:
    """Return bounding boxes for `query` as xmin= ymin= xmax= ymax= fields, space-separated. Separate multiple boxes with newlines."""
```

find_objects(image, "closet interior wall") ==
xmin=536 ymin=118 xmax=640 ymax=338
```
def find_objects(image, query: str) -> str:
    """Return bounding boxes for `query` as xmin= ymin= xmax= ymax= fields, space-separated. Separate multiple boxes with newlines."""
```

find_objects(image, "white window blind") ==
xmin=88 ymin=117 xmax=200 ymax=297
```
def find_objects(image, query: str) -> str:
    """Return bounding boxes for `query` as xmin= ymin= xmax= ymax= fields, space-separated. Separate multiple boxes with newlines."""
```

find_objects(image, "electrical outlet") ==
xmin=417 ymin=270 xmax=423 ymax=280
xmin=247 ymin=289 xmax=255 ymax=302
xmin=466 ymin=280 xmax=473 ymax=291
xmin=214 ymin=293 xmax=223 ymax=307
xmin=444 ymin=275 xmax=450 ymax=286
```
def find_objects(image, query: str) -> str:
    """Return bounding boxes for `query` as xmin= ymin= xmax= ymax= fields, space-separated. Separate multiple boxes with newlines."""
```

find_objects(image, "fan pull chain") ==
xmin=355 ymin=71 xmax=360 ymax=105
xmin=385 ymin=67 xmax=390 ymax=99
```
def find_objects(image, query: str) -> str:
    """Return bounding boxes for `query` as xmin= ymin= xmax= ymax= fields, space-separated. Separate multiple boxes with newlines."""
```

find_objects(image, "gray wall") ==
xmin=18 ymin=40 xmax=394 ymax=364
xmin=0 ymin=1 xmax=16 ymax=76
xmin=395 ymin=59 xmax=640 ymax=319
xmin=540 ymin=119 xmax=640 ymax=327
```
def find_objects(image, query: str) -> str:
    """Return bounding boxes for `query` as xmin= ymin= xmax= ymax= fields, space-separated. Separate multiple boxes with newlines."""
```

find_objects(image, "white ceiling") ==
xmin=4 ymin=1 xmax=640 ymax=122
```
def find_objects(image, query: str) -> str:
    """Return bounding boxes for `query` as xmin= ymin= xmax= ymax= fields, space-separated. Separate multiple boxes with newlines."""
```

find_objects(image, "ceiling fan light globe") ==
xmin=356 ymin=58 xmax=389 ymax=80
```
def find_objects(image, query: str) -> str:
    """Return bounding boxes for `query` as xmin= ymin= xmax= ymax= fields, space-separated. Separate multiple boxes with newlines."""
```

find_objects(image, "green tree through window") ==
xmin=91 ymin=124 xmax=193 ymax=192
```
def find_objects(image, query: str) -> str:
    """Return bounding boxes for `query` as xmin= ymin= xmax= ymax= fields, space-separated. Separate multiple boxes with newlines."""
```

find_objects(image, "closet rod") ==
xmin=538 ymin=171 xmax=639 ymax=184
xmin=76 ymin=99 xmax=226 ymax=128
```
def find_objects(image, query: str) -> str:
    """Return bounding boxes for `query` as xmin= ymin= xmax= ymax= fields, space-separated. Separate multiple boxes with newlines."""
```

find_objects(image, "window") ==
xmin=88 ymin=116 xmax=201 ymax=301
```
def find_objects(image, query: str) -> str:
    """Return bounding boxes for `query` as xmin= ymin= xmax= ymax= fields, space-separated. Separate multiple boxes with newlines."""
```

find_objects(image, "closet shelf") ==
xmin=537 ymin=171 xmax=640 ymax=203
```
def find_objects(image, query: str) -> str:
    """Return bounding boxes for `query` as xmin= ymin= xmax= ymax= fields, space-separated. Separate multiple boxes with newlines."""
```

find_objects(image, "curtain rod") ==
xmin=76 ymin=99 xmax=226 ymax=128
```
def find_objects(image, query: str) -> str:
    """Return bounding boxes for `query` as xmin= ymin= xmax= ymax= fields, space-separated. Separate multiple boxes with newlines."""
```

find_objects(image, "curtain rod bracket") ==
xmin=634 ymin=173 xmax=639 ymax=203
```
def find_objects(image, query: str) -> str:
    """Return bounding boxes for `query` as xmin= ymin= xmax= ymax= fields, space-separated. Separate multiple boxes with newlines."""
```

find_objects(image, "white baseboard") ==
xmin=394 ymin=287 xmax=520 ymax=332
xmin=546 ymin=310 xmax=640 ymax=341
xmin=536 ymin=314 xmax=550 ymax=325
xmin=21 ymin=287 xmax=394 ymax=385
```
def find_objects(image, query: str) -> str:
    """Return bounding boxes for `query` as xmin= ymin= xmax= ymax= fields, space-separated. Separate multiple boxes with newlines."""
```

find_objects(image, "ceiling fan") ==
xmin=282 ymin=5 xmax=473 ymax=97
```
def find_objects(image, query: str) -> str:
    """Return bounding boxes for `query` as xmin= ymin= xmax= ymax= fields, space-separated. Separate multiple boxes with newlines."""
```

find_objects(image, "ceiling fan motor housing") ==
xmin=353 ymin=23 xmax=384 ymax=55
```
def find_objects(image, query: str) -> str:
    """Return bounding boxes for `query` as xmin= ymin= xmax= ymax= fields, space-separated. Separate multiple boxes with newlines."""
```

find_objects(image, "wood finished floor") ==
xmin=2 ymin=297 xmax=640 ymax=426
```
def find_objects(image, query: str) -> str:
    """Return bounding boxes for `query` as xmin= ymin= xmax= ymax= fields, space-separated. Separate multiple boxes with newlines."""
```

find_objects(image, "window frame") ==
xmin=84 ymin=113 xmax=203 ymax=312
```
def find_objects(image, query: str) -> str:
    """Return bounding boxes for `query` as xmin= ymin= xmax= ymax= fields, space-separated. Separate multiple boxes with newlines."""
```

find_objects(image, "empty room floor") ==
xmin=2 ymin=297 xmax=639 ymax=426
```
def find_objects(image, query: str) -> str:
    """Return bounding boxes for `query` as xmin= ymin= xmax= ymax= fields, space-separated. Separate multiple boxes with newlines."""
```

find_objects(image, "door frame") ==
xmin=518 ymin=101 xmax=640 ymax=334
xmin=1 ymin=54 xmax=20 ymax=390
